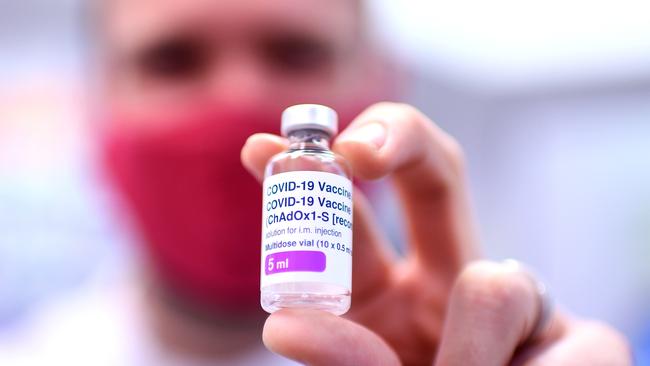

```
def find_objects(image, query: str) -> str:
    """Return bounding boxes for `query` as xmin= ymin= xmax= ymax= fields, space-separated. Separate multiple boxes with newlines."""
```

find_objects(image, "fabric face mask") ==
xmin=101 ymin=106 xmax=279 ymax=314
xmin=100 ymin=104 xmax=361 ymax=314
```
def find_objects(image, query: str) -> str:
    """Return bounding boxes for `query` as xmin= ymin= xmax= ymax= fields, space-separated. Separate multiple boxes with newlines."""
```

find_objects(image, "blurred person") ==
xmin=0 ymin=0 xmax=632 ymax=365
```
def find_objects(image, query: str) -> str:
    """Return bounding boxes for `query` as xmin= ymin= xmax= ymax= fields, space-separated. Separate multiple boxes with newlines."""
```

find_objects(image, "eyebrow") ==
xmin=106 ymin=10 xmax=356 ymax=64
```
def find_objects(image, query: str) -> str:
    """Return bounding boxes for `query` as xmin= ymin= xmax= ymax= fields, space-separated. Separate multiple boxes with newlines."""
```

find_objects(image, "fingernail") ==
xmin=337 ymin=122 xmax=386 ymax=150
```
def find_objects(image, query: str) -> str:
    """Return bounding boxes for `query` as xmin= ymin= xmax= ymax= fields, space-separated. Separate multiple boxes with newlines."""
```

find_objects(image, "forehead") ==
xmin=104 ymin=0 xmax=359 ymax=52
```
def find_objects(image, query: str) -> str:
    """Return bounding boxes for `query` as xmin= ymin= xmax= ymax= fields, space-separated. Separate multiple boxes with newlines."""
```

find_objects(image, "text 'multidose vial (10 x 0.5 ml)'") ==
xmin=260 ymin=104 xmax=353 ymax=315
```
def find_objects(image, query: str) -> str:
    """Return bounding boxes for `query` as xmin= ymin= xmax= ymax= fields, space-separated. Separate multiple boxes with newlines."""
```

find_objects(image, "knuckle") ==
xmin=454 ymin=261 xmax=534 ymax=316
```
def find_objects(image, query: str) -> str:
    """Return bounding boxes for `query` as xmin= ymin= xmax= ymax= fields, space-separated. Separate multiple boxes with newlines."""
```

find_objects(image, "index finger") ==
xmin=333 ymin=102 xmax=479 ymax=280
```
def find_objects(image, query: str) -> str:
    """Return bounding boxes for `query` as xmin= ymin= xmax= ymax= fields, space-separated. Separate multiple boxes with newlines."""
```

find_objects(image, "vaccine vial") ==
xmin=260 ymin=104 xmax=353 ymax=315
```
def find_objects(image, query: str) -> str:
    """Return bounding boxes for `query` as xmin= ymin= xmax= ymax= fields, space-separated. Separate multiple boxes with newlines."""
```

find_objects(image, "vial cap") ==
xmin=281 ymin=104 xmax=338 ymax=137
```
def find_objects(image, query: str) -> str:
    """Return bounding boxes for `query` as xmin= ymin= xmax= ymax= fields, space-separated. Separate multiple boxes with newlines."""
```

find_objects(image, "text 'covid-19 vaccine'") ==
xmin=260 ymin=104 xmax=353 ymax=315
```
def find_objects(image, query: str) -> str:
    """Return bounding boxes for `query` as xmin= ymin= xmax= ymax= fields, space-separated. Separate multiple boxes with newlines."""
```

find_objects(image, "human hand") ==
xmin=241 ymin=102 xmax=631 ymax=366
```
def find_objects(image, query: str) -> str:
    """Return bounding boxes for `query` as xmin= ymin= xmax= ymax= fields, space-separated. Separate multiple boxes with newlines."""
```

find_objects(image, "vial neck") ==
xmin=287 ymin=129 xmax=331 ymax=151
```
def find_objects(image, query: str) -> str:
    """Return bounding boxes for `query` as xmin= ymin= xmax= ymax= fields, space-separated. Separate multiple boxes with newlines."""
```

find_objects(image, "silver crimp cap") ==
xmin=281 ymin=104 xmax=338 ymax=137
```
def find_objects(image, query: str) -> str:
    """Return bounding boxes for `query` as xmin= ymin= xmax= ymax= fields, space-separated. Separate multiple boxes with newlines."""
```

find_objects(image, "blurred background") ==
xmin=1 ymin=0 xmax=649 ymax=362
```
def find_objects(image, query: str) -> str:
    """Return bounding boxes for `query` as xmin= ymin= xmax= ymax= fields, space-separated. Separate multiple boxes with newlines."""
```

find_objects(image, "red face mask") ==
xmin=100 ymin=104 xmax=360 ymax=314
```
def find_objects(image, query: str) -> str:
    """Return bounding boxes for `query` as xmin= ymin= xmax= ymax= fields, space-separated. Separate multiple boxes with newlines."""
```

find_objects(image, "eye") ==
xmin=136 ymin=36 xmax=209 ymax=81
xmin=261 ymin=35 xmax=333 ymax=75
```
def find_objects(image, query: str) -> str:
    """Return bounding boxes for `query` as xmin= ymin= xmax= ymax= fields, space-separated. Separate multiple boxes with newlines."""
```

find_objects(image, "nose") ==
xmin=207 ymin=51 xmax=269 ymax=107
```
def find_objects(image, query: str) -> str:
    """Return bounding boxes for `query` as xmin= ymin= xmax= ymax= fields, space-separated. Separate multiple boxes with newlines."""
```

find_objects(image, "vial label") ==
xmin=261 ymin=171 xmax=353 ymax=291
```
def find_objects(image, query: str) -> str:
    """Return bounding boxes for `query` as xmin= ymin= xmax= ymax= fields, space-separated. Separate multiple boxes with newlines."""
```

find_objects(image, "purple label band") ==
xmin=265 ymin=251 xmax=326 ymax=275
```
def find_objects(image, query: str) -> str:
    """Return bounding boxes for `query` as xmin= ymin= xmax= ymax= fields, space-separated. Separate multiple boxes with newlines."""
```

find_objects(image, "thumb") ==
xmin=263 ymin=309 xmax=400 ymax=366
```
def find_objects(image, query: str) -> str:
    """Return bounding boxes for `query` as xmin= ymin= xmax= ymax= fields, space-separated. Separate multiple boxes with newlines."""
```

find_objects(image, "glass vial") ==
xmin=260 ymin=104 xmax=353 ymax=315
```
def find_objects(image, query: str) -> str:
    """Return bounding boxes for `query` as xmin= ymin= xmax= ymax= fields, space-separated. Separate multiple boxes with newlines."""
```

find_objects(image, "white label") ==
xmin=261 ymin=171 xmax=353 ymax=291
